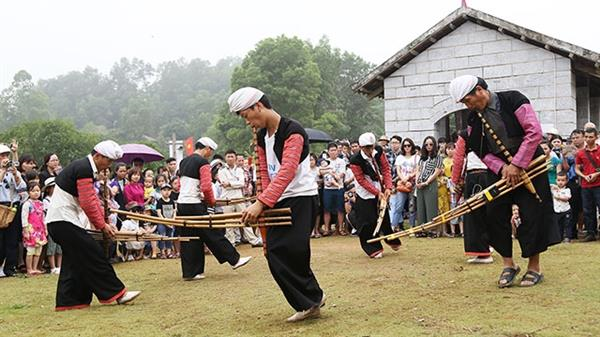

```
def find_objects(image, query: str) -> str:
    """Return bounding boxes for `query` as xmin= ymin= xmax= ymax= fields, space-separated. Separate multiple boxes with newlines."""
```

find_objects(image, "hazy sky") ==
xmin=1 ymin=0 xmax=598 ymax=90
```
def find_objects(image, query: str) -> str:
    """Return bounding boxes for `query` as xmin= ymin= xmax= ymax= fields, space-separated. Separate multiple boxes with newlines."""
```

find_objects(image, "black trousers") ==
xmin=353 ymin=196 xmax=401 ymax=257
xmin=463 ymin=171 xmax=492 ymax=256
xmin=266 ymin=196 xmax=323 ymax=311
xmin=48 ymin=221 xmax=126 ymax=310
xmin=0 ymin=212 xmax=19 ymax=275
xmin=486 ymin=168 xmax=561 ymax=258
xmin=176 ymin=203 xmax=239 ymax=278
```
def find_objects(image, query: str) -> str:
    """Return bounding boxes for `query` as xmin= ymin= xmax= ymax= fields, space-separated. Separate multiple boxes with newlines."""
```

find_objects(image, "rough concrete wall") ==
xmin=383 ymin=21 xmax=576 ymax=143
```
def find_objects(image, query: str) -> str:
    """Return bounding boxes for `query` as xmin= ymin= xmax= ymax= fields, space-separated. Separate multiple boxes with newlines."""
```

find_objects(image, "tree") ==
xmin=0 ymin=70 xmax=51 ymax=130
xmin=230 ymin=35 xmax=322 ymax=127
xmin=0 ymin=120 xmax=101 ymax=164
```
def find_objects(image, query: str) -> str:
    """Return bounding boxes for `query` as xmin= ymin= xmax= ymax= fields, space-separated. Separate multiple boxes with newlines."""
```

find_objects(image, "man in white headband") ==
xmin=448 ymin=75 xmax=558 ymax=288
xmin=228 ymin=87 xmax=325 ymax=323
xmin=46 ymin=140 xmax=141 ymax=311
xmin=176 ymin=135 xmax=251 ymax=281
xmin=347 ymin=132 xmax=400 ymax=259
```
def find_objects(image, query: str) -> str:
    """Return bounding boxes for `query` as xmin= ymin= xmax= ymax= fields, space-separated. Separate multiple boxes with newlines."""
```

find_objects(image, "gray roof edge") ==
xmin=353 ymin=6 xmax=600 ymax=97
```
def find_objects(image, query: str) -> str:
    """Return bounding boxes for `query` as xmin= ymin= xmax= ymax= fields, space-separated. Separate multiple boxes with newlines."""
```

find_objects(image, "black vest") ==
xmin=466 ymin=90 xmax=529 ymax=163
xmin=349 ymin=145 xmax=386 ymax=182
xmin=179 ymin=154 xmax=209 ymax=179
xmin=55 ymin=157 xmax=94 ymax=197
xmin=257 ymin=117 xmax=310 ymax=164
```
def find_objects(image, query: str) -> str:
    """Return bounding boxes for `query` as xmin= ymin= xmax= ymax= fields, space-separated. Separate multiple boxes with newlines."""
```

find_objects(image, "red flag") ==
xmin=184 ymin=137 xmax=194 ymax=156
xmin=461 ymin=0 xmax=467 ymax=7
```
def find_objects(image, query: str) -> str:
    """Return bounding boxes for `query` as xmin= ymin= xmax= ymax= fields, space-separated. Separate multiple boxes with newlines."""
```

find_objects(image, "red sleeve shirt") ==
xmin=575 ymin=146 xmax=600 ymax=188
xmin=451 ymin=136 xmax=466 ymax=185
xmin=199 ymin=164 xmax=215 ymax=206
xmin=257 ymin=134 xmax=304 ymax=208
xmin=350 ymin=164 xmax=382 ymax=197
xmin=379 ymin=152 xmax=393 ymax=190
xmin=76 ymin=178 xmax=106 ymax=229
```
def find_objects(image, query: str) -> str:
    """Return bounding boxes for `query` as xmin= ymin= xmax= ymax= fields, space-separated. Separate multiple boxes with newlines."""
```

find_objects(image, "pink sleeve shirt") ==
xmin=473 ymin=103 xmax=541 ymax=174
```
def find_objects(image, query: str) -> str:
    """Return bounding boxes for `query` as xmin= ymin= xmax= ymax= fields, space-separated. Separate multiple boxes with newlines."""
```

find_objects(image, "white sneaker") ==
xmin=51 ymin=268 xmax=61 ymax=275
xmin=319 ymin=293 xmax=326 ymax=308
xmin=232 ymin=256 xmax=252 ymax=270
xmin=467 ymin=256 xmax=494 ymax=264
xmin=117 ymin=291 xmax=141 ymax=305
xmin=0 ymin=269 xmax=5 ymax=278
xmin=184 ymin=273 xmax=206 ymax=281
xmin=372 ymin=252 xmax=383 ymax=259
xmin=286 ymin=306 xmax=321 ymax=323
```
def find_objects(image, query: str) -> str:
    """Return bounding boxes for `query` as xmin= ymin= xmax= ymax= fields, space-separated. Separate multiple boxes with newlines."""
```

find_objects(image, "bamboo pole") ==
xmin=174 ymin=207 xmax=291 ymax=220
xmin=109 ymin=209 xmax=291 ymax=228
xmin=367 ymin=155 xmax=549 ymax=244
xmin=372 ymin=193 xmax=390 ymax=236
xmin=215 ymin=196 xmax=257 ymax=206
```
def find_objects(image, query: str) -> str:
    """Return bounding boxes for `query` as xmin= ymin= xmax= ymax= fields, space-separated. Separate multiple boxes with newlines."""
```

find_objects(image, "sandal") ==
xmin=519 ymin=270 xmax=543 ymax=287
xmin=497 ymin=265 xmax=521 ymax=288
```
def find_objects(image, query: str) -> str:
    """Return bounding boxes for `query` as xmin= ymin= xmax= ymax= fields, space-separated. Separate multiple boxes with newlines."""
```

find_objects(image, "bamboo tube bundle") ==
xmin=109 ymin=207 xmax=292 ymax=229
xmin=215 ymin=196 xmax=257 ymax=206
xmin=367 ymin=154 xmax=549 ymax=244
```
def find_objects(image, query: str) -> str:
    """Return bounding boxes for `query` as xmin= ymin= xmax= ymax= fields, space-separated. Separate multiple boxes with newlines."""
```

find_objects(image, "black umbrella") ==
xmin=305 ymin=128 xmax=333 ymax=143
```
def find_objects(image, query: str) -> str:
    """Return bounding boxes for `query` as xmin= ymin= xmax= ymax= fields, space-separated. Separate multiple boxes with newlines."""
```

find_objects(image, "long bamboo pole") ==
xmin=109 ymin=209 xmax=291 ymax=228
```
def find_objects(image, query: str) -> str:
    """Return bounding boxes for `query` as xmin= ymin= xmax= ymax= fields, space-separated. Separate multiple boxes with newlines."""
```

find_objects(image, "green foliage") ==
xmin=0 ymin=120 xmax=101 ymax=164
xmin=230 ymin=36 xmax=322 ymax=127
xmin=213 ymin=35 xmax=383 ymax=151
xmin=0 ymin=70 xmax=51 ymax=129
xmin=0 ymin=37 xmax=383 ymax=158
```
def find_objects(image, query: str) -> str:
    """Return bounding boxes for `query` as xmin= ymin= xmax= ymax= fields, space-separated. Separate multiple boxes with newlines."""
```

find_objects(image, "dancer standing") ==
xmin=46 ymin=140 xmax=140 ymax=311
xmin=228 ymin=87 xmax=324 ymax=322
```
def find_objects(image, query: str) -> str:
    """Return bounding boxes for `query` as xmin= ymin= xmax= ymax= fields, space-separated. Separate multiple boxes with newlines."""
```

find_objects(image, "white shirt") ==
xmin=46 ymin=155 xmax=99 ymax=229
xmin=551 ymin=185 xmax=571 ymax=213
xmin=324 ymin=158 xmax=346 ymax=190
xmin=466 ymin=152 xmax=488 ymax=170
xmin=264 ymin=131 xmax=318 ymax=202
xmin=218 ymin=165 xmax=245 ymax=199
xmin=355 ymin=149 xmax=382 ymax=200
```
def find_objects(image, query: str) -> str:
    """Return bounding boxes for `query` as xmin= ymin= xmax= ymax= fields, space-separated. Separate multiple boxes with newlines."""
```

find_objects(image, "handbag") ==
xmin=396 ymin=180 xmax=413 ymax=193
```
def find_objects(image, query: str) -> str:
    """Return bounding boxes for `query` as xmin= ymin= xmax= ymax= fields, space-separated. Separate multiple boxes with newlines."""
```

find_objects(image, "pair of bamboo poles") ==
xmin=368 ymin=154 xmax=549 ymax=243
xmin=110 ymin=207 xmax=292 ymax=229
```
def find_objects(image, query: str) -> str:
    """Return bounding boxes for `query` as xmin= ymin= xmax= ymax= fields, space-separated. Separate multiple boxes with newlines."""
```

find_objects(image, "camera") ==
xmin=1 ymin=160 xmax=17 ymax=169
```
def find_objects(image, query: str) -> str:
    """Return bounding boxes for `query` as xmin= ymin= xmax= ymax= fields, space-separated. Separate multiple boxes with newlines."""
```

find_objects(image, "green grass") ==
xmin=1 ymin=237 xmax=599 ymax=337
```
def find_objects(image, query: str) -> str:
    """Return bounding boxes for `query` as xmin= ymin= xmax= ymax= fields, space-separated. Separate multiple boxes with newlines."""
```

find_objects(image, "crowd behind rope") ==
xmin=0 ymin=121 xmax=599 ymax=276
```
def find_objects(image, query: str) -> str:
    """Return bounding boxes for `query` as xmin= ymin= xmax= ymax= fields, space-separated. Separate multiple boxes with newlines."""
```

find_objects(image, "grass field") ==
xmin=1 ymin=236 xmax=599 ymax=337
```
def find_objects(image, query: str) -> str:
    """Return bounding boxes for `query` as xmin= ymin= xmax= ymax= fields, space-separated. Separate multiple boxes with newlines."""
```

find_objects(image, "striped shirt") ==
xmin=417 ymin=155 xmax=443 ymax=184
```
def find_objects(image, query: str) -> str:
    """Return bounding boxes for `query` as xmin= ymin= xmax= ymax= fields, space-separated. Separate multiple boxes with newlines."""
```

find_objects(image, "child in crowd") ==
xmin=153 ymin=174 xmax=168 ymax=202
xmin=42 ymin=177 xmax=62 ymax=275
xmin=143 ymin=175 xmax=155 ymax=207
xmin=444 ymin=143 xmax=463 ymax=236
xmin=551 ymin=171 xmax=572 ymax=243
xmin=156 ymin=184 xmax=176 ymax=258
xmin=170 ymin=176 xmax=180 ymax=201
xmin=510 ymin=204 xmax=521 ymax=239
xmin=21 ymin=182 xmax=47 ymax=275
xmin=319 ymin=159 xmax=340 ymax=189
xmin=120 ymin=202 xmax=146 ymax=261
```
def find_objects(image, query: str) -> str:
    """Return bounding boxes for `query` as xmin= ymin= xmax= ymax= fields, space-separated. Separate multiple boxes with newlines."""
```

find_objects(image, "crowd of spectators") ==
xmin=2 ymin=122 xmax=600 ymax=277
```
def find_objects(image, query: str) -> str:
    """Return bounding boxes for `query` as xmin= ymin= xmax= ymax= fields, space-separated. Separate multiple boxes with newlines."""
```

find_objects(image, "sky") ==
xmin=1 ymin=0 xmax=598 ymax=90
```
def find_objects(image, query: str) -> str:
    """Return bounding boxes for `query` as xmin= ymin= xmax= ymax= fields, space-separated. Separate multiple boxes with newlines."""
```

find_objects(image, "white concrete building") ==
xmin=353 ymin=6 xmax=600 ymax=143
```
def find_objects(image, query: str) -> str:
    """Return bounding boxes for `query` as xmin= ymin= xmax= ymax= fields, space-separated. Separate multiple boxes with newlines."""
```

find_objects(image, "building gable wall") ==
xmin=383 ymin=21 xmax=576 ymax=143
